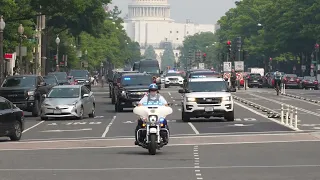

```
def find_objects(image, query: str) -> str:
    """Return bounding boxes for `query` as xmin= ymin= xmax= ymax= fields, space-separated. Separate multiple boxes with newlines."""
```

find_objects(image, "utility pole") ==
xmin=37 ymin=6 xmax=45 ymax=75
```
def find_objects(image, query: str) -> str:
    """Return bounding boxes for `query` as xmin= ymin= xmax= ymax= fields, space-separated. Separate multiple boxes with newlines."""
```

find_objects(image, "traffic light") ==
xmin=188 ymin=50 xmax=193 ymax=60
xmin=202 ymin=53 xmax=207 ymax=62
xmin=315 ymin=43 xmax=319 ymax=52
xmin=53 ymin=55 xmax=57 ymax=60
xmin=227 ymin=40 xmax=231 ymax=53
xmin=195 ymin=50 xmax=201 ymax=62
xmin=81 ymin=62 xmax=84 ymax=68
xmin=242 ymin=50 xmax=247 ymax=60
xmin=237 ymin=37 xmax=242 ymax=50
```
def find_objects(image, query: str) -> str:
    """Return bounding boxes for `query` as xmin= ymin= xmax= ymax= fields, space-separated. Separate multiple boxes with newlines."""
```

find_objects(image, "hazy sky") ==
xmin=110 ymin=0 xmax=236 ymax=24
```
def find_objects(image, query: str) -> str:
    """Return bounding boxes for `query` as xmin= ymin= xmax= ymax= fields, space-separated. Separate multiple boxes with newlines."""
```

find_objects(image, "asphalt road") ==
xmin=1 ymin=85 xmax=320 ymax=179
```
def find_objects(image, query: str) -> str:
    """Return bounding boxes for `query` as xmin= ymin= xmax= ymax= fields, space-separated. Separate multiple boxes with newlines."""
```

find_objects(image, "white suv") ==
xmin=179 ymin=77 xmax=235 ymax=122
xmin=164 ymin=72 xmax=184 ymax=88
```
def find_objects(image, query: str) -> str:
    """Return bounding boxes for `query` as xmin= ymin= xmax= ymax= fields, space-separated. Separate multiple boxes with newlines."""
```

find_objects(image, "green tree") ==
xmin=180 ymin=32 xmax=218 ymax=68
xmin=215 ymin=0 xmax=320 ymax=71
xmin=161 ymin=43 xmax=175 ymax=70
xmin=144 ymin=45 xmax=157 ymax=59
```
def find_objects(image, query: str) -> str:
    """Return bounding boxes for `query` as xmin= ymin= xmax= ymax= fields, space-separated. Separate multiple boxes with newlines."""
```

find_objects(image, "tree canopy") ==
xmin=0 ymin=0 xmax=141 ymax=73
xmin=180 ymin=0 xmax=320 ymax=73
xmin=215 ymin=0 xmax=320 ymax=72
xmin=144 ymin=45 xmax=157 ymax=59
xmin=161 ymin=43 xmax=175 ymax=70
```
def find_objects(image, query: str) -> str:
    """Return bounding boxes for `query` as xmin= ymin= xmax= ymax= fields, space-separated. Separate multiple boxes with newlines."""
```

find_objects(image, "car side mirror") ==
xmin=183 ymin=79 xmax=187 ymax=82
xmin=82 ymin=94 xmax=89 ymax=98
xmin=178 ymin=89 xmax=185 ymax=93
xmin=42 ymin=94 xmax=47 ymax=98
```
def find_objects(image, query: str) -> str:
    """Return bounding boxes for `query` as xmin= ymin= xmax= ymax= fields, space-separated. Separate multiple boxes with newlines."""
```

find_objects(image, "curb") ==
xmin=233 ymin=96 xmax=282 ymax=119
xmin=281 ymin=92 xmax=320 ymax=104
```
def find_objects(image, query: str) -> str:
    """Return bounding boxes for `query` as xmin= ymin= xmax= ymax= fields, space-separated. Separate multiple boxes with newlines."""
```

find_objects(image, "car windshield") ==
xmin=139 ymin=67 xmax=159 ymax=73
xmin=188 ymin=81 xmax=228 ymax=92
xmin=47 ymin=88 xmax=80 ymax=98
xmin=250 ymin=74 xmax=261 ymax=78
xmin=43 ymin=77 xmax=57 ymax=85
xmin=286 ymin=74 xmax=297 ymax=78
xmin=70 ymin=71 xmax=88 ymax=78
xmin=121 ymin=76 xmax=152 ymax=86
xmin=49 ymin=73 xmax=67 ymax=81
xmin=2 ymin=76 xmax=35 ymax=87
xmin=190 ymin=72 xmax=220 ymax=78
xmin=166 ymin=73 xmax=182 ymax=77
xmin=304 ymin=76 xmax=316 ymax=80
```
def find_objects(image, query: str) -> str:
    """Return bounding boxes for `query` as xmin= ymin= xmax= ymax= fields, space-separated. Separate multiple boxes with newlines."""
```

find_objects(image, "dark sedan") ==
xmin=247 ymin=73 xmax=263 ymax=88
xmin=0 ymin=96 xmax=24 ymax=141
xmin=299 ymin=76 xmax=318 ymax=89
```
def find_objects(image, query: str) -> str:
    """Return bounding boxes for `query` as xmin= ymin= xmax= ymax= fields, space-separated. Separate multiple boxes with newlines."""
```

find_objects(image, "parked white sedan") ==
xmin=40 ymin=85 xmax=95 ymax=120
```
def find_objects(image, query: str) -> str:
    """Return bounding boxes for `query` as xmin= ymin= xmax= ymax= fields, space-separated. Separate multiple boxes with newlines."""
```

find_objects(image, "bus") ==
xmin=138 ymin=59 xmax=162 ymax=89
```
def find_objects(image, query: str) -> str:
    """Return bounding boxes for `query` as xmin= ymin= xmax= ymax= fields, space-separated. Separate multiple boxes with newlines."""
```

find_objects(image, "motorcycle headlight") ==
xmin=148 ymin=115 xmax=158 ymax=123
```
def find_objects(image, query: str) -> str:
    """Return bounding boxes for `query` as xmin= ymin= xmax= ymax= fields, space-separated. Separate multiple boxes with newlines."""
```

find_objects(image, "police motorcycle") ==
xmin=133 ymin=101 xmax=173 ymax=155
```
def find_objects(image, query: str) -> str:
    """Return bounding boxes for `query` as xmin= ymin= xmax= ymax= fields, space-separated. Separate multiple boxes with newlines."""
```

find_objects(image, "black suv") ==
xmin=109 ymin=71 xmax=138 ymax=104
xmin=0 ymin=75 xmax=50 ymax=116
xmin=69 ymin=70 xmax=91 ymax=90
xmin=114 ymin=73 xmax=152 ymax=112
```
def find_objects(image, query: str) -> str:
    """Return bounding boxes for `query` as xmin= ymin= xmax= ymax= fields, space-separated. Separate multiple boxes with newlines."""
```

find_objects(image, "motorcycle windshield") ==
xmin=133 ymin=105 xmax=173 ymax=119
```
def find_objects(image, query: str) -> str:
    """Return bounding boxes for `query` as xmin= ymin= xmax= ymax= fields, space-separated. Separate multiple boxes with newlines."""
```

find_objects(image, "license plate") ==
xmin=205 ymin=107 xmax=214 ymax=112
xmin=253 ymin=80 xmax=257 ymax=82
xmin=53 ymin=110 xmax=61 ymax=114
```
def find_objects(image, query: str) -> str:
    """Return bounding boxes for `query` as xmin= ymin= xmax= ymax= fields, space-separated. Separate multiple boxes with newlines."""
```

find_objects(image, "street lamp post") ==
xmin=0 ymin=16 xmax=5 ymax=83
xmin=100 ymin=61 xmax=103 ymax=76
xmin=55 ymin=35 xmax=60 ymax=71
xmin=18 ymin=24 xmax=24 ymax=74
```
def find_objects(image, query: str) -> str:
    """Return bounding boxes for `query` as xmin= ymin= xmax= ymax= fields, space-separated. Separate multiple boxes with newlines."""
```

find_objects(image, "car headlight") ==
xmin=85 ymin=80 xmax=89 ymax=83
xmin=121 ymin=91 xmax=126 ymax=96
xmin=27 ymin=91 xmax=34 ymax=96
xmin=222 ymin=96 xmax=231 ymax=101
xmin=187 ymin=97 xmax=196 ymax=102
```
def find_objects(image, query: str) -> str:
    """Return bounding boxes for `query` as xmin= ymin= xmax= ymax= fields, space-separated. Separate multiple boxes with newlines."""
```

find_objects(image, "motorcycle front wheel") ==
xmin=148 ymin=134 xmax=157 ymax=155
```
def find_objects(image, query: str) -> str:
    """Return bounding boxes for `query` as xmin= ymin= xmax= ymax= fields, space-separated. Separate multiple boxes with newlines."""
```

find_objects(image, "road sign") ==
xmin=234 ymin=61 xmax=244 ymax=71
xmin=199 ymin=63 xmax=205 ymax=69
xmin=223 ymin=62 xmax=232 ymax=72
xmin=301 ymin=65 xmax=306 ymax=71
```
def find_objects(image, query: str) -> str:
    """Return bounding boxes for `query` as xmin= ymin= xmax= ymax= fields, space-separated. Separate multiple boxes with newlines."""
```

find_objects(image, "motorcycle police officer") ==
xmin=134 ymin=84 xmax=169 ymax=145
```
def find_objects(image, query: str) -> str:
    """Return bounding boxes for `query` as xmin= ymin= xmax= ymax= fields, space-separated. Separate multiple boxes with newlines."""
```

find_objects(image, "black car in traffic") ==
xmin=0 ymin=75 xmax=50 ymax=116
xmin=69 ymin=70 xmax=91 ymax=90
xmin=114 ymin=73 xmax=152 ymax=112
xmin=0 ymin=96 xmax=24 ymax=141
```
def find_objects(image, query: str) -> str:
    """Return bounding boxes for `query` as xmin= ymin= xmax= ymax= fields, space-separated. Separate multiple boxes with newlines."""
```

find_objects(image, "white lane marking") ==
xmin=234 ymin=101 xmax=299 ymax=131
xmin=22 ymin=121 xmax=44 ymax=133
xmin=17 ymin=131 xmax=311 ymax=144
xmin=2 ymin=139 xmax=320 ymax=151
xmin=188 ymin=122 xmax=200 ymax=134
xmin=280 ymin=93 xmax=320 ymax=107
xmin=101 ymin=116 xmax=116 ymax=137
xmin=250 ymin=93 xmax=320 ymax=117
xmin=168 ymin=92 xmax=171 ymax=96
xmin=41 ymin=128 xmax=92 ymax=132
xmin=0 ymin=164 xmax=319 ymax=171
